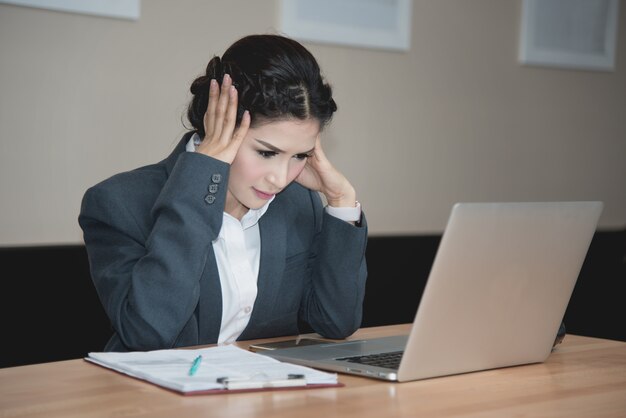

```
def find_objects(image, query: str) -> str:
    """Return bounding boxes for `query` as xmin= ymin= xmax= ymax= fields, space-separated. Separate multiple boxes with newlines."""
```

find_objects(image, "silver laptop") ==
xmin=260 ymin=201 xmax=603 ymax=382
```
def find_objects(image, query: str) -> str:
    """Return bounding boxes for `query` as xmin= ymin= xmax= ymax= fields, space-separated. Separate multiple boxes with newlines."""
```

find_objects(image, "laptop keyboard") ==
xmin=335 ymin=351 xmax=403 ymax=370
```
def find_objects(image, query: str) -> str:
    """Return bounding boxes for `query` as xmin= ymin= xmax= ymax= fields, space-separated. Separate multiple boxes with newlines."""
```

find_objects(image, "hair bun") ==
xmin=189 ymin=56 xmax=223 ymax=95
xmin=205 ymin=55 xmax=223 ymax=80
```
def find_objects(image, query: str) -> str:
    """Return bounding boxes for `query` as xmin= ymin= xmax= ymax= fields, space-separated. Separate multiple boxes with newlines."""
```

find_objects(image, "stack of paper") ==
xmin=86 ymin=344 xmax=339 ymax=394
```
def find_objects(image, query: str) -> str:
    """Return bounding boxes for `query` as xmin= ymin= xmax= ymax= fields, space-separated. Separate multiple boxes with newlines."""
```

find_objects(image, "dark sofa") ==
xmin=1 ymin=229 xmax=623 ymax=368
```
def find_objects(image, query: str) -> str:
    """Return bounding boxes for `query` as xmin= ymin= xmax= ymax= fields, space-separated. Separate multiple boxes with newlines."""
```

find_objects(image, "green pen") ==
xmin=188 ymin=355 xmax=202 ymax=376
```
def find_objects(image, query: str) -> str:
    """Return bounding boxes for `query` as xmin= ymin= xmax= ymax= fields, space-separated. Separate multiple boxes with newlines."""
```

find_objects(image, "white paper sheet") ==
xmin=86 ymin=344 xmax=337 ymax=393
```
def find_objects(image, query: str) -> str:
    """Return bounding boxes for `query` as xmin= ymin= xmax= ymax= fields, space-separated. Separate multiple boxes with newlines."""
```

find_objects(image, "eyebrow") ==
xmin=254 ymin=139 xmax=315 ymax=155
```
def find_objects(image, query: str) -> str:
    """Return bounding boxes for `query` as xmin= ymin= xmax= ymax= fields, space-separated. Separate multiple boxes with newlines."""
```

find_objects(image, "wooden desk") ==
xmin=1 ymin=324 xmax=625 ymax=417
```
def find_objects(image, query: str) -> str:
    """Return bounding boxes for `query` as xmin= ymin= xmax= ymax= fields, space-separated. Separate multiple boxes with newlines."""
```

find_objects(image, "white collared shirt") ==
xmin=213 ymin=205 xmax=272 ymax=344
xmin=186 ymin=134 xmax=360 ymax=344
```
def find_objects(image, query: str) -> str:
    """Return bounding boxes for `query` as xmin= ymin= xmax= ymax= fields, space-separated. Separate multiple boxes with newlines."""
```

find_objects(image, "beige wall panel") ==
xmin=0 ymin=0 xmax=624 ymax=245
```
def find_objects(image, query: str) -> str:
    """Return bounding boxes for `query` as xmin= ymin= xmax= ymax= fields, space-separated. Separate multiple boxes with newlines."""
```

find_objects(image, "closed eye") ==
xmin=257 ymin=150 xmax=277 ymax=158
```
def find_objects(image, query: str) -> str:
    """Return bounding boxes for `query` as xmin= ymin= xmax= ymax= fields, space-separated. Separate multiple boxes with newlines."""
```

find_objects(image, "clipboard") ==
xmin=181 ymin=381 xmax=345 ymax=396
xmin=85 ymin=344 xmax=342 ymax=395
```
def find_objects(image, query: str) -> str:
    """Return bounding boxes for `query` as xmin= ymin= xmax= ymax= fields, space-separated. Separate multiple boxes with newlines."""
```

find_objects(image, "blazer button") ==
xmin=211 ymin=173 xmax=222 ymax=183
xmin=208 ymin=184 xmax=218 ymax=193
xmin=204 ymin=194 xmax=216 ymax=204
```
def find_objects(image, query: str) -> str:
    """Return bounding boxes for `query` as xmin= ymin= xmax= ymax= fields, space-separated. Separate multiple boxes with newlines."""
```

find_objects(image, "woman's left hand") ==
xmin=295 ymin=135 xmax=357 ymax=208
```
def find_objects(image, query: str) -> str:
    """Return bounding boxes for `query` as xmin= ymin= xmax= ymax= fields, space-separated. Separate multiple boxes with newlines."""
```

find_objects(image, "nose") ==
xmin=266 ymin=162 xmax=289 ymax=190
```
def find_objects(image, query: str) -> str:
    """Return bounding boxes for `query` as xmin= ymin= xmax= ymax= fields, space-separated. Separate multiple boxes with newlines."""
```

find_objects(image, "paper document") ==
xmin=86 ymin=344 xmax=338 ymax=394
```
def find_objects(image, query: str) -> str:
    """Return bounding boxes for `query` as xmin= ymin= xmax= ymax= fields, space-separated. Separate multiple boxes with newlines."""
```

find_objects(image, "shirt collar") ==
xmin=225 ymin=198 xmax=274 ymax=230
xmin=185 ymin=133 xmax=202 ymax=152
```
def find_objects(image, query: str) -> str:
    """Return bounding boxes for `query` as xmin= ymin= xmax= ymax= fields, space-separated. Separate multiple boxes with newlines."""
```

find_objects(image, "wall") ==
xmin=1 ymin=0 xmax=625 ymax=246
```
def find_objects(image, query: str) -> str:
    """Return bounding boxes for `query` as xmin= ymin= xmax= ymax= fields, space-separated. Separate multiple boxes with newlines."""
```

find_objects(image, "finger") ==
xmin=309 ymin=135 xmax=328 ymax=166
xmin=204 ymin=79 xmax=219 ymax=139
xmin=295 ymin=163 xmax=321 ymax=191
xmin=313 ymin=135 xmax=326 ymax=158
xmin=218 ymin=84 xmax=240 ymax=144
xmin=231 ymin=110 xmax=250 ymax=145
xmin=218 ymin=110 xmax=248 ymax=164
xmin=212 ymin=74 xmax=232 ymax=139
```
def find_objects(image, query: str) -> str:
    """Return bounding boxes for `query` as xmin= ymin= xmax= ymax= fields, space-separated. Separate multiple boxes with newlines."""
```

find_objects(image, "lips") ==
xmin=254 ymin=188 xmax=276 ymax=200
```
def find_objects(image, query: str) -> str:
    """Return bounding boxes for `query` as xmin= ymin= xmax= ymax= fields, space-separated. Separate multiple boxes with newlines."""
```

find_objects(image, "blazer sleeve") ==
xmin=79 ymin=152 xmax=228 ymax=351
xmin=299 ymin=191 xmax=368 ymax=339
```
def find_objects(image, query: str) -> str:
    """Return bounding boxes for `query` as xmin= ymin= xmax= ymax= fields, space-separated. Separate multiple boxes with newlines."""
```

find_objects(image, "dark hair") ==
xmin=186 ymin=34 xmax=337 ymax=138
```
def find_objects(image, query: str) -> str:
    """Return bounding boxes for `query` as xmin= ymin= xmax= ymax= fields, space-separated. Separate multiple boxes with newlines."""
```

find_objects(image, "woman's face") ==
xmin=225 ymin=117 xmax=319 ymax=219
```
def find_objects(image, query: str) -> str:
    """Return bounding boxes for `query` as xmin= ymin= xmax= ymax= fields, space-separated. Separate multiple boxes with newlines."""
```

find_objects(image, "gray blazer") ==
xmin=79 ymin=132 xmax=368 ymax=352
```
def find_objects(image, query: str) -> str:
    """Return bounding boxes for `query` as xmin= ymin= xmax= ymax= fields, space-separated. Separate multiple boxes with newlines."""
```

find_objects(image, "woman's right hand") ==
xmin=196 ymin=74 xmax=250 ymax=164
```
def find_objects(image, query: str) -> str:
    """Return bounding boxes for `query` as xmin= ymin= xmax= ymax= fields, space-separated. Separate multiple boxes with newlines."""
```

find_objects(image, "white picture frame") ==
xmin=0 ymin=0 xmax=140 ymax=21
xmin=278 ymin=0 xmax=412 ymax=52
xmin=518 ymin=0 xmax=619 ymax=72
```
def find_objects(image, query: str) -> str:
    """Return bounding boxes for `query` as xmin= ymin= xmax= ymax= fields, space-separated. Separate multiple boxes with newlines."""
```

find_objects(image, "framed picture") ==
xmin=278 ymin=0 xmax=412 ymax=52
xmin=0 ymin=0 xmax=140 ymax=20
xmin=518 ymin=0 xmax=619 ymax=71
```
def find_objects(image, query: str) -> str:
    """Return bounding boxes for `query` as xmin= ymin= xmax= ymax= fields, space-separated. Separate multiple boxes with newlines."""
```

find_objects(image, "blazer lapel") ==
xmin=240 ymin=202 xmax=287 ymax=337
xmin=197 ymin=248 xmax=222 ymax=344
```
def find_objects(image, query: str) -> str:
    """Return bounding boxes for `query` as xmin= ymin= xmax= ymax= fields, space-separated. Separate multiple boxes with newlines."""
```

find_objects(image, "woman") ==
xmin=79 ymin=34 xmax=367 ymax=352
